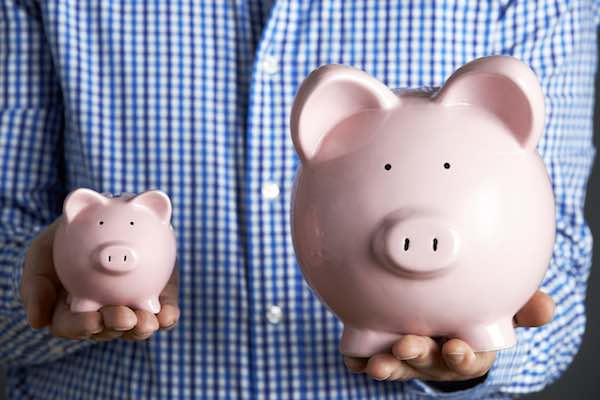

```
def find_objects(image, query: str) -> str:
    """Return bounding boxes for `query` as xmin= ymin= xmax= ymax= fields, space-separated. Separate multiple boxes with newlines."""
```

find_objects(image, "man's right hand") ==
xmin=19 ymin=216 xmax=180 ymax=341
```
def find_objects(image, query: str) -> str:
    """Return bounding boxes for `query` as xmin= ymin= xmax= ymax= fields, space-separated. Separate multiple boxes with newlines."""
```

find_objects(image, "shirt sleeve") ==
xmin=0 ymin=0 xmax=91 ymax=367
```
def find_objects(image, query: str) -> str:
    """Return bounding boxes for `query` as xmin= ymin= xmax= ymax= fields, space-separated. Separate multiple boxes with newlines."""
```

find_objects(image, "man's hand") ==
xmin=343 ymin=291 xmax=555 ymax=382
xmin=19 ymin=217 xmax=180 ymax=341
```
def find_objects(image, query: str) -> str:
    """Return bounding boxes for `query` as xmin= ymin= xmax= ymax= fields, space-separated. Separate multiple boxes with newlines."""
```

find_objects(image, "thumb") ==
xmin=514 ymin=290 xmax=555 ymax=328
xmin=20 ymin=218 xmax=63 ymax=329
xmin=157 ymin=260 xmax=180 ymax=329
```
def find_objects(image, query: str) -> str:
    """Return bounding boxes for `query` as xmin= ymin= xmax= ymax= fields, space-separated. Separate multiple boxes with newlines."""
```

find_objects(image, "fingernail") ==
xmin=113 ymin=319 xmax=136 ymax=331
xmin=396 ymin=354 xmax=418 ymax=361
xmin=446 ymin=352 xmax=464 ymax=364
xmin=91 ymin=326 xmax=104 ymax=335
xmin=163 ymin=322 xmax=177 ymax=331
xmin=27 ymin=308 xmax=41 ymax=329
xmin=374 ymin=373 xmax=391 ymax=382
xmin=25 ymin=307 xmax=34 ymax=325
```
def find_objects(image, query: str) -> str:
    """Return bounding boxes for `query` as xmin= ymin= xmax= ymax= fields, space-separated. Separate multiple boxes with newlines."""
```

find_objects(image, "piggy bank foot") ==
xmin=134 ymin=297 xmax=161 ymax=314
xmin=458 ymin=319 xmax=516 ymax=352
xmin=340 ymin=326 xmax=401 ymax=358
xmin=70 ymin=297 xmax=102 ymax=313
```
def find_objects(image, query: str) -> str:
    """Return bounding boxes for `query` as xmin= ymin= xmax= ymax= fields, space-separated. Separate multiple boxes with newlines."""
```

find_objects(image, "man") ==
xmin=0 ymin=1 xmax=597 ymax=398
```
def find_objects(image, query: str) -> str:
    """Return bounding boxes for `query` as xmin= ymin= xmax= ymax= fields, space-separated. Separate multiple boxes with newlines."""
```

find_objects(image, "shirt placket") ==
xmin=243 ymin=1 xmax=306 ymax=398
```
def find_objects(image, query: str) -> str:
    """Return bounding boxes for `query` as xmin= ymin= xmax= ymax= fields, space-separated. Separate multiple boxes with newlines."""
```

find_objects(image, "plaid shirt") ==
xmin=1 ymin=1 xmax=598 ymax=399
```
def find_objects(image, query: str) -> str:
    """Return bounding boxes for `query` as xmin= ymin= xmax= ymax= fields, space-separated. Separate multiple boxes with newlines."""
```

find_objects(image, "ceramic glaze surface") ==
xmin=53 ymin=189 xmax=177 ymax=313
xmin=290 ymin=56 xmax=556 ymax=356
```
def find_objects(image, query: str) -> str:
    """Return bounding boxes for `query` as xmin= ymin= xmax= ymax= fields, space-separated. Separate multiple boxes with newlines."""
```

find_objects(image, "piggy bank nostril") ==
xmin=377 ymin=218 xmax=460 ymax=275
xmin=108 ymin=255 xmax=112 ymax=262
xmin=124 ymin=255 xmax=127 ymax=262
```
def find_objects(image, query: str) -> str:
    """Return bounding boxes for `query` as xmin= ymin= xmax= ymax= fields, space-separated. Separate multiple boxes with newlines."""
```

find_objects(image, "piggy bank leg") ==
xmin=457 ymin=318 xmax=516 ymax=352
xmin=134 ymin=297 xmax=161 ymax=314
xmin=70 ymin=297 xmax=102 ymax=313
xmin=340 ymin=326 xmax=400 ymax=358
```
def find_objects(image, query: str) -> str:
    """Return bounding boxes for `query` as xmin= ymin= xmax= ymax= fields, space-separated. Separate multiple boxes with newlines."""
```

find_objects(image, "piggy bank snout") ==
xmin=375 ymin=217 xmax=460 ymax=277
xmin=96 ymin=243 xmax=138 ymax=273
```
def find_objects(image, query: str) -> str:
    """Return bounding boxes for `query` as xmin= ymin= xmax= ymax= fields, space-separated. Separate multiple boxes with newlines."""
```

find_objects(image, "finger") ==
xmin=50 ymin=294 xmax=104 ymax=339
xmin=441 ymin=339 xmax=495 ymax=378
xmin=392 ymin=335 xmax=439 ymax=369
xmin=21 ymin=275 xmax=58 ymax=328
xmin=100 ymin=306 xmax=137 ymax=331
xmin=365 ymin=353 xmax=413 ymax=381
xmin=387 ymin=362 xmax=418 ymax=381
xmin=20 ymin=221 xmax=62 ymax=328
xmin=121 ymin=330 xmax=153 ymax=341
xmin=20 ymin=218 xmax=62 ymax=291
xmin=515 ymin=291 xmax=555 ymax=327
xmin=158 ymin=263 xmax=180 ymax=329
xmin=157 ymin=304 xmax=180 ymax=330
xmin=159 ymin=262 xmax=179 ymax=306
xmin=121 ymin=310 xmax=159 ymax=340
xmin=343 ymin=356 xmax=368 ymax=373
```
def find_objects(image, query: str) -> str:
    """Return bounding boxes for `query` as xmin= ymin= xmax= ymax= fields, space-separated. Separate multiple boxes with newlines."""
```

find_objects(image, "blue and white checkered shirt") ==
xmin=1 ymin=1 xmax=598 ymax=399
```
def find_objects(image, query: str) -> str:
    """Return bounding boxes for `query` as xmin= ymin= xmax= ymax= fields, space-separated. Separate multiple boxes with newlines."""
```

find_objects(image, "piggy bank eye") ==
xmin=443 ymin=162 xmax=451 ymax=169
xmin=384 ymin=163 xmax=392 ymax=171
xmin=98 ymin=220 xmax=104 ymax=225
xmin=129 ymin=221 xmax=135 ymax=226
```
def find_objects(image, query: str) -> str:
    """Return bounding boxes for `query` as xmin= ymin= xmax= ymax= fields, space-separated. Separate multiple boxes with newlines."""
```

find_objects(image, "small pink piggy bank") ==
xmin=290 ymin=55 xmax=556 ymax=356
xmin=53 ymin=188 xmax=177 ymax=313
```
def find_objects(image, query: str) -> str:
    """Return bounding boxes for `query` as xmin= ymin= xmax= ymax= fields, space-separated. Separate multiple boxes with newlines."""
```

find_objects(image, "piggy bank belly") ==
xmin=57 ymin=264 xmax=172 ymax=312
xmin=53 ymin=224 xmax=176 ymax=314
xmin=291 ymin=159 xmax=555 ymax=357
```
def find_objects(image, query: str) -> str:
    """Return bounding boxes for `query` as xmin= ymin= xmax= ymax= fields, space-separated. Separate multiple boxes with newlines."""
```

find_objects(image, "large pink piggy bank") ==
xmin=53 ymin=188 xmax=177 ymax=313
xmin=290 ymin=55 xmax=555 ymax=356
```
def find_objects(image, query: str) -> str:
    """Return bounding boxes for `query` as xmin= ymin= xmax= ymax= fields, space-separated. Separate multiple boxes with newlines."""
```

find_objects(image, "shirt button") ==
xmin=261 ymin=55 xmax=279 ymax=75
xmin=261 ymin=182 xmax=280 ymax=200
xmin=266 ymin=304 xmax=283 ymax=325
xmin=50 ymin=345 xmax=64 ymax=355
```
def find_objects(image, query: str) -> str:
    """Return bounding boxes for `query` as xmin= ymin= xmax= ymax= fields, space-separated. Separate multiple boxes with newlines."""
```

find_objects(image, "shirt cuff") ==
xmin=405 ymin=330 xmax=530 ymax=399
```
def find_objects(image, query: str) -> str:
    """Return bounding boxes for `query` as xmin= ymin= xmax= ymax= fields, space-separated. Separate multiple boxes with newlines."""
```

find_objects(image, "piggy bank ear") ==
xmin=435 ymin=55 xmax=545 ymax=151
xmin=290 ymin=64 xmax=399 ymax=163
xmin=63 ymin=188 xmax=109 ymax=224
xmin=128 ymin=190 xmax=172 ymax=223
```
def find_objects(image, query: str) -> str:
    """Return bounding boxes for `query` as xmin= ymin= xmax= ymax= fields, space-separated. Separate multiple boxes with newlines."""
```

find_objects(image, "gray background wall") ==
xmin=1 ymin=38 xmax=599 ymax=400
